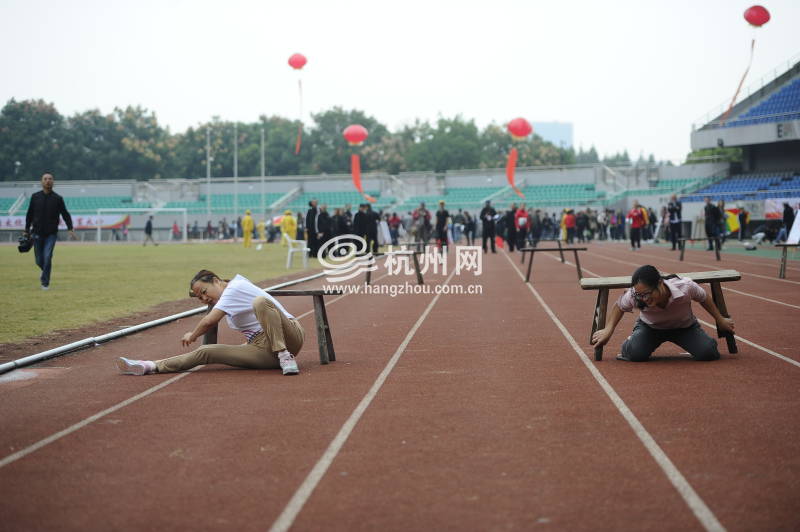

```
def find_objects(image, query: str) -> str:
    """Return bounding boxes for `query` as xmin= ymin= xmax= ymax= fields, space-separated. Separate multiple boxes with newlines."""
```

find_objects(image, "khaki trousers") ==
xmin=156 ymin=296 xmax=304 ymax=373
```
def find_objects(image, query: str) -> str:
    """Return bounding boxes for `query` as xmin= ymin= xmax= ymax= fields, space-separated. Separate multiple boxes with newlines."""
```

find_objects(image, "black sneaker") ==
xmin=616 ymin=353 xmax=632 ymax=361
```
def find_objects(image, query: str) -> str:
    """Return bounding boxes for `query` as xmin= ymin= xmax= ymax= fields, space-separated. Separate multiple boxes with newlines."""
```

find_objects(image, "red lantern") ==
xmin=721 ymin=5 xmax=771 ymax=125
xmin=505 ymin=118 xmax=532 ymax=199
xmin=744 ymin=5 xmax=770 ymax=27
xmin=343 ymin=125 xmax=375 ymax=203
xmin=288 ymin=53 xmax=308 ymax=154
xmin=288 ymin=53 xmax=307 ymax=70
xmin=343 ymin=124 xmax=368 ymax=146
xmin=507 ymin=117 xmax=533 ymax=140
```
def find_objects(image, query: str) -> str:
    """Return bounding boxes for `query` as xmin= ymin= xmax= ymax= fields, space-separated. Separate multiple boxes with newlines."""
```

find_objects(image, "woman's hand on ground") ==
xmin=181 ymin=332 xmax=195 ymax=347
xmin=591 ymin=327 xmax=612 ymax=347
xmin=717 ymin=317 xmax=735 ymax=334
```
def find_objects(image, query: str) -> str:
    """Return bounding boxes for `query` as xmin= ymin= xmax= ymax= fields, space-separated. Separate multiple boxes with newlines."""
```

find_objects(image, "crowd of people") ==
xmin=181 ymin=195 xmax=795 ymax=258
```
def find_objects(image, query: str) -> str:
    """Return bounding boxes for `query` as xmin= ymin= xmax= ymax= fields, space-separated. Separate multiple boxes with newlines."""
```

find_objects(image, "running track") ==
xmin=0 ymin=242 xmax=798 ymax=531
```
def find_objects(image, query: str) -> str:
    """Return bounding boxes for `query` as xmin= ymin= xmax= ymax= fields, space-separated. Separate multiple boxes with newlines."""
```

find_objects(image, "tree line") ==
xmin=0 ymin=98 xmax=654 ymax=181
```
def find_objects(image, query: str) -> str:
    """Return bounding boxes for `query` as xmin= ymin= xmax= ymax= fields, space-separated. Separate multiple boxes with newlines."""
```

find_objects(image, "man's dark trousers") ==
xmin=34 ymin=233 xmax=58 ymax=287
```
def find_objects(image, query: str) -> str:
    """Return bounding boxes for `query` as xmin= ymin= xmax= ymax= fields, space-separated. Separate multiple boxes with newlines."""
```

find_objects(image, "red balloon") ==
xmin=343 ymin=124 xmax=368 ymax=146
xmin=744 ymin=5 xmax=770 ymax=27
xmin=507 ymin=117 xmax=533 ymax=140
xmin=288 ymin=53 xmax=307 ymax=70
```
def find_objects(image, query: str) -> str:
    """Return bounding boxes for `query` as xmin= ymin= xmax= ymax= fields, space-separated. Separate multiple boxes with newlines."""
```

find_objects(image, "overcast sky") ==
xmin=1 ymin=0 xmax=799 ymax=164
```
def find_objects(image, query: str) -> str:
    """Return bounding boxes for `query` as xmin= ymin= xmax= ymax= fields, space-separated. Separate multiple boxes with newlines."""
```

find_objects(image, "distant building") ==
xmin=531 ymin=121 xmax=573 ymax=149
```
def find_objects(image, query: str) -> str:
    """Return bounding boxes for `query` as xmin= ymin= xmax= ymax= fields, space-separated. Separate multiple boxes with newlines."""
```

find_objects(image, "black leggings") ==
xmin=630 ymin=227 xmax=641 ymax=248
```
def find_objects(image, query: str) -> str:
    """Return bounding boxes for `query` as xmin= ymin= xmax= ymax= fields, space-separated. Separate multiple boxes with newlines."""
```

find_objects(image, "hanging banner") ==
xmin=0 ymin=214 xmax=130 ymax=230
xmin=764 ymin=198 xmax=799 ymax=219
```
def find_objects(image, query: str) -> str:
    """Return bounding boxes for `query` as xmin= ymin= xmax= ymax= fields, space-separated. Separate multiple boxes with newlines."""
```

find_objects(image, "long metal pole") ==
xmin=260 ymin=127 xmax=266 ymax=214
xmin=234 ymin=122 xmax=238 ymax=218
xmin=206 ymin=127 xmax=211 ymax=216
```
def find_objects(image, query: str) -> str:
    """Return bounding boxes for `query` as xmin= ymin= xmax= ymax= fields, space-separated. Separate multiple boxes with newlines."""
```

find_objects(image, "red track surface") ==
xmin=1 ymin=242 xmax=798 ymax=531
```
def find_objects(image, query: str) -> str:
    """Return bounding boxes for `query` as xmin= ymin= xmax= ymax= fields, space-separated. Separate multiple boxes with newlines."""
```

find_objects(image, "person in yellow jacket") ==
xmin=241 ymin=210 xmax=254 ymax=248
xmin=280 ymin=209 xmax=297 ymax=246
xmin=256 ymin=218 xmax=266 ymax=242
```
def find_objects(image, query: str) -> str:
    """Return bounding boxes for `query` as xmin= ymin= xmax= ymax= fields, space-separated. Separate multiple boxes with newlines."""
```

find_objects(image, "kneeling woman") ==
xmin=117 ymin=270 xmax=303 ymax=375
xmin=591 ymin=264 xmax=734 ymax=361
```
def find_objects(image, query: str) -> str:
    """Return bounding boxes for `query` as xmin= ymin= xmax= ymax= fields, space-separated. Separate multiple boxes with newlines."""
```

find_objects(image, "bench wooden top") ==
xmin=580 ymin=270 xmax=741 ymax=290
xmin=267 ymin=289 xmax=344 ymax=296
xmin=520 ymin=247 xmax=587 ymax=252
xmin=775 ymin=243 xmax=799 ymax=248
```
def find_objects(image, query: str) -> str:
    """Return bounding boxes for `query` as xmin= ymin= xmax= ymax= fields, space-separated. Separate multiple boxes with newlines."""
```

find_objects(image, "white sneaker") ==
xmin=117 ymin=357 xmax=155 ymax=375
xmin=278 ymin=352 xmax=299 ymax=375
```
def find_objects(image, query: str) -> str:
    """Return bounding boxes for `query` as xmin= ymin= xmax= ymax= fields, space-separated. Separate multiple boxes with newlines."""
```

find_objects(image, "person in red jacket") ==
xmin=627 ymin=201 xmax=645 ymax=250
xmin=515 ymin=204 xmax=531 ymax=250
xmin=564 ymin=209 xmax=577 ymax=244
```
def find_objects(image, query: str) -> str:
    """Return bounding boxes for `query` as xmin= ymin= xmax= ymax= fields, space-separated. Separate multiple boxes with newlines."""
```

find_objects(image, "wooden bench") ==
xmin=519 ymin=246 xmax=587 ymax=283
xmin=365 ymin=250 xmax=424 ymax=285
xmin=521 ymin=238 xmax=565 ymax=263
xmin=775 ymin=243 xmax=798 ymax=279
xmin=580 ymin=270 xmax=740 ymax=361
xmin=203 ymin=289 xmax=343 ymax=365
xmin=678 ymin=237 xmax=721 ymax=261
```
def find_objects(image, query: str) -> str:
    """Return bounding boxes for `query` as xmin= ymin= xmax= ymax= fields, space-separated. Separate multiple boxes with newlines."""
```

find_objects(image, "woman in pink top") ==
xmin=590 ymin=265 xmax=735 ymax=362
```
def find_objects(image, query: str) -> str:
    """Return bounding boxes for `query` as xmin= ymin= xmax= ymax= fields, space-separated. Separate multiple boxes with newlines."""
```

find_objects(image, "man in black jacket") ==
xmin=479 ymin=200 xmax=497 ymax=253
xmin=667 ymin=194 xmax=682 ymax=250
xmin=365 ymin=204 xmax=380 ymax=253
xmin=505 ymin=203 xmax=517 ymax=252
xmin=305 ymin=199 xmax=320 ymax=257
xmin=24 ymin=172 xmax=76 ymax=290
xmin=317 ymin=204 xmax=332 ymax=256
xmin=703 ymin=197 xmax=722 ymax=251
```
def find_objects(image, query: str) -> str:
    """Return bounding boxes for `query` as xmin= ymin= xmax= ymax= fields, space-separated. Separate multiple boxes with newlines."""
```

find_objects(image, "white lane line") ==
xmin=502 ymin=251 xmax=725 ymax=532
xmin=694 ymin=319 xmax=800 ymax=369
xmin=0 ymin=369 xmax=198 ymax=469
xmin=545 ymin=256 xmax=800 ymax=368
xmin=574 ymin=251 xmax=800 ymax=311
xmin=720 ymin=287 xmax=800 ymax=310
xmin=269 ymin=268 xmax=458 ymax=532
xmin=594 ymin=240 xmax=800 ymax=271
xmin=0 ymin=274 xmax=390 ymax=470
xmin=588 ymin=247 xmax=800 ymax=286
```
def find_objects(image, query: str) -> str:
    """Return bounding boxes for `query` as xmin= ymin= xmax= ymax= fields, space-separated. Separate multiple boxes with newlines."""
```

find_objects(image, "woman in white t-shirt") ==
xmin=117 ymin=270 xmax=304 ymax=376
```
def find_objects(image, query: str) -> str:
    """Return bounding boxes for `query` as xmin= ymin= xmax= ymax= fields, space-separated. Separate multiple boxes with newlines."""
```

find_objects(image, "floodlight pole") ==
xmin=233 ymin=122 xmax=238 ymax=218
xmin=260 ymin=127 xmax=266 ymax=214
xmin=206 ymin=127 xmax=211 ymax=216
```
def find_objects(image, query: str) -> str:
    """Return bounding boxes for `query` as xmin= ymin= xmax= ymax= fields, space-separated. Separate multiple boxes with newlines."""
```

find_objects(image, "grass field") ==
xmin=0 ymin=241 xmax=317 ymax=344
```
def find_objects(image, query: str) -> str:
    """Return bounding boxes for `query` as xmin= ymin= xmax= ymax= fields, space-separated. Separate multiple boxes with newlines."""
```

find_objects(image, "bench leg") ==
xmin=679 ymin=240 xmax=685 ymax=261
xmin=412 ymin=252 xmax=424 ymax=285
xmin=525 ymin=251 xmax=535 ymax=283
xmin=710 ymin=281 xmax=737 ymax=354
xmin=313 ymin=295 xmax=335 ymax=364
xmin=573 ymin=250 xmax=583 ymax=280
xmin=557 ymin=239 xmax=565 ymax=263
xmin=203 ymin=304 xmax=218 ymax=344
xmin=590 ymin=289 xmax=609 ymax=361
xmin=365 ymin=268 xmax=372 ymax=285
xmin=779 ymin=246 xmax=787 ymax=279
